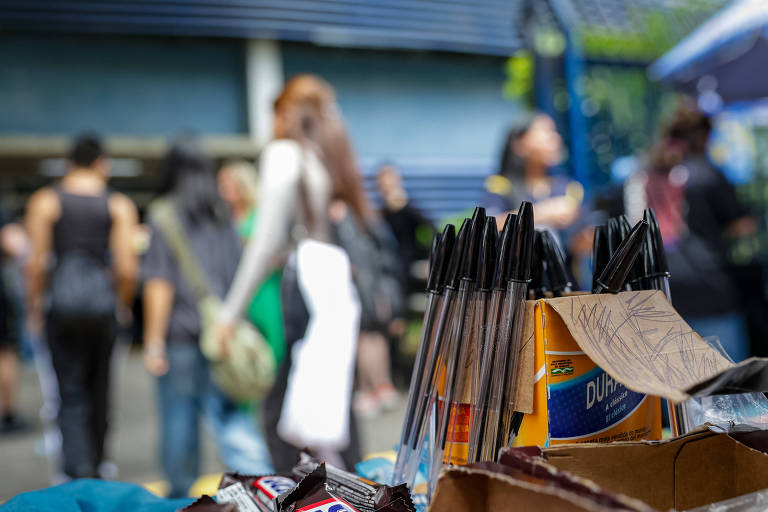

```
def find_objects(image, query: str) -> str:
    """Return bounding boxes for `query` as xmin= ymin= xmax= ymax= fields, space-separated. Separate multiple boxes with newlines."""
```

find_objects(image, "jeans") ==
xmin=158 ymin=343 xmax=273 ymax=498
xmin=46 ymin=315 xmax=115 ymax=479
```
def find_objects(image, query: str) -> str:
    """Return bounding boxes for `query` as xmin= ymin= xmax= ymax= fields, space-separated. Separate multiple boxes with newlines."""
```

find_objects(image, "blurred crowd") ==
xmin=0 ymin=73 xmax=759 ymax=496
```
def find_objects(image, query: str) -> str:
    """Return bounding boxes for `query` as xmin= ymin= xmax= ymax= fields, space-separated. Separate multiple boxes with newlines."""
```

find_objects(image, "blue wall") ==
xmin=282 ymin=43 xmax=521 ymax=218
xmin=0 ymin=33 xmax=519 ymax=219
xmin=0 ymin=33 xmax=247 ymax=135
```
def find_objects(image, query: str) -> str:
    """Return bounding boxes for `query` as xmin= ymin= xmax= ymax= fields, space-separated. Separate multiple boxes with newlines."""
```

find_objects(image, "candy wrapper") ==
xmin=180 ymin=495 xmax=237 ymax=511
xmin=292 ymin=452 xmax=414 ymax=512
xmin=215 ymin=473 xmax=299 ymax=512
xmin=276 ymin=464 xmax=363 ymax=512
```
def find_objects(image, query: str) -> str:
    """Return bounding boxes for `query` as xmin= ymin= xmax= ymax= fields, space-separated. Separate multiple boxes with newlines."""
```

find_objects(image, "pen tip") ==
xmin=511 ymin=202 xmax=534 ymax=282
xmin=427 ymin=224 xmax=455 ymax=292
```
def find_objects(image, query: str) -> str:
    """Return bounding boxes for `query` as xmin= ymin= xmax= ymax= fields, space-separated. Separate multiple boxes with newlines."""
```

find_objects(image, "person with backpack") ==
xmin=25 ymin=134 xmax=138 ymax=479
xmin=643 ymin=103 xmax=757 ymax=362
xmin=330 ymin=199 xmax=405 ymax=418
xmin=142 ymin=136 xmax=274 ymax=498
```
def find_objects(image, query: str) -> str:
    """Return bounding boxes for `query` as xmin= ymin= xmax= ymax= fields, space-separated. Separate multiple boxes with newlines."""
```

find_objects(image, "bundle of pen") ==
xmin=592 ymin=209 xmax=690 ymax=434
xmin=391 ymin=203 xmax=674 ymax=498
xmin=591 ymin=209 xmax=667 ymax=297
xmin=390 ymin=202 xmax=535 ymax=495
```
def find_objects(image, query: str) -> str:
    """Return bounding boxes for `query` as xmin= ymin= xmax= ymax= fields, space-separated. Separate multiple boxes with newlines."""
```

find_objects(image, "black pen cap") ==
xmin=429 ymin=231 xmax=441 ymax=268
xmin=643 ymin=208 xmax=670 ymax=278
xmin=606 ymin=216 xmax=629 ymax=257
xmin=530 ymin=230 xmax=546 ymax=294
xmin=477 ymin=217 xmax=498 ymax=290
xmin=591 ymin=224 xmax=610 ymax=291
xmin=426 ymin=231 xmax=440 ymax=285
xmin=445 ymin=218 xmax=470 ymax=289
xmin=492 ymin=213 xmax=516 ymax=290
xmin=541 ymin=230 xmax=572 ymax=292
xmin=594 ymin=220 xmax=649 ymax=294
xmin=460 ymin=207 xmax=486 ymax=281
xmin=511 ymin=201 xmax=535 ymax=282
xmin=427 ymin=225 xmax=454 ymax=293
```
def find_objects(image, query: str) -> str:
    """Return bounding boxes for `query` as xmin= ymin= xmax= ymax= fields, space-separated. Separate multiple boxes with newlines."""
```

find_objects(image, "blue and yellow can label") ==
xmin=515 ymin=300 xmax=661 ymax=447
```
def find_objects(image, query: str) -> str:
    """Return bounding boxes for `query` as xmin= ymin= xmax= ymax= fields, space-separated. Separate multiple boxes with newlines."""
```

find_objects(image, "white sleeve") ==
xmin=219 ymin=140 xmax=301 ymax=323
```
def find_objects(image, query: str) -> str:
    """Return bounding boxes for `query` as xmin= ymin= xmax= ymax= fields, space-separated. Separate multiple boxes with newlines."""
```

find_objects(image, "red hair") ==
xmin=273 ymin=74 xmax=371 ymax=222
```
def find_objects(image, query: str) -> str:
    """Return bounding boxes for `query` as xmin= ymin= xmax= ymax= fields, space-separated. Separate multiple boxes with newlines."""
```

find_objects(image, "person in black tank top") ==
xmin=53 ymin=190 xmax=112 ymax=265
xmin=25 ymin=135 xmax=138 ymax=479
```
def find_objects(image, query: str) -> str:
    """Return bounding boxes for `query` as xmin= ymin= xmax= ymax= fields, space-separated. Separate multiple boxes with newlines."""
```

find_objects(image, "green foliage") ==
xmin=503 ymin=50 xmax=534 ymax=107
xmin=579 ymin=1 xmax=723 ymax=61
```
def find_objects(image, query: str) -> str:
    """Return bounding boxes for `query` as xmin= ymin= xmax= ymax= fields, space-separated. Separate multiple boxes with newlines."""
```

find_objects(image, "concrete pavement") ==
xmin=0 ymin=346 xmax=405 ymax=501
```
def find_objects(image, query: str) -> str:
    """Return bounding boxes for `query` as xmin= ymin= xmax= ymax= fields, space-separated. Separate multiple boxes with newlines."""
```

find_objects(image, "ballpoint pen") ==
xmin=606 ymin=216 xmax=629 ymax=257
xmin=633 ymin=208 xmax=685 ymax=435
xmin=592 ymin=224 xmax=610 ymax=292
xmin=638 ymin=208 xmax=671 ymax=298
xmin=540 ymin=230 xmax=572 ymax=296
xmin=592 ymin=220 xmax=649 ymax=295
xmin=391 ymin=225 xmax=454 ymax=485
xmin=427 ymin=208 xmax=485 ymax=495
xmin=444 ymin=216 xmax=496 ymax=467
xmin=529 ymin=230 xmax=547 ymax=299
xmin=498 ymin=201 xmax=534 ymax=451
xmin=398 ymin=219 xmax=469 ymax=488
xmin=466 ymin=213 xmax=514 ymax=464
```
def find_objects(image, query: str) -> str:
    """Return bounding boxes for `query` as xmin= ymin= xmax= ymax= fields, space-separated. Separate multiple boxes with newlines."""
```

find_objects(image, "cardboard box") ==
xmin=512 ymin=290 xmax=733 ymax=447
xmin=428 ymin=464 xmax=649 ymax=512
xmin=518 ymin=427 xmax=768 ymax=511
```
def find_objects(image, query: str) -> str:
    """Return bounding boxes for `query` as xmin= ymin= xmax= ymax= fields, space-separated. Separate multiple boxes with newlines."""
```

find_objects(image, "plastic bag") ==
xmin=681 ymin=337 xmax=768 ymax=431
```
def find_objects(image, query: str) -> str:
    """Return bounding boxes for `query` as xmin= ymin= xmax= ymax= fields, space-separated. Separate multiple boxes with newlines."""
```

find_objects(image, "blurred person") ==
xmin=217 ymin=161 xmax=285 ymax=367
xmin=143 ymin=136 xmax=273 ymax=497
xmin=375 ymin=163 xmax=435 ymax=294
xmin=330 ymin=199 xmax=405 ymax=419
xmin=486 ymin=113 xmax=592 ymax=286
xmin=217 ymin=74 xmax=364 ymax=471
xmin=25 ymin=134 xmax=138 ymax=478
xmin=485 ymin=113 xmax=584 ymax=230
xmin=0 ymin=214 xmax=31 ymax=434
xmin=645 ymin=102 xmax=756 ymax=361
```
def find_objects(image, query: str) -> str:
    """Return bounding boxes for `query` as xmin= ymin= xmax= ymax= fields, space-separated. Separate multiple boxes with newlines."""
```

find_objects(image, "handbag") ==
xmin=148 ymin=199 xmax=276 ymax=402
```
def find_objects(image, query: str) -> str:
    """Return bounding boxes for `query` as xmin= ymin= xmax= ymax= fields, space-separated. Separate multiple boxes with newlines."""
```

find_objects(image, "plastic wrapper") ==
xmin=181 ymin=495 xmax=237 ymax=511
xmin=686 ymin=488 xmax=768 ymax=512
xmin=682 ymin=337 xmax=768 ymax=432
xmin=215 ymin=473 xmax=299 ymax=512
xmin=293 ymin=452 xmax=415 ymax=512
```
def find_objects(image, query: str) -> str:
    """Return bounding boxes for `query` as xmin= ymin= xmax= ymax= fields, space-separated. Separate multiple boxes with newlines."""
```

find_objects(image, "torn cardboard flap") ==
xmin=428 ymin=465 xmax=631 ymax=512
xmin=539 ymin=426 xmax=768 ymax=511
xmin=543 ymin=290 xmax=732 ymax=403
xmin=512 ymin=300 xmax=536 ymax=414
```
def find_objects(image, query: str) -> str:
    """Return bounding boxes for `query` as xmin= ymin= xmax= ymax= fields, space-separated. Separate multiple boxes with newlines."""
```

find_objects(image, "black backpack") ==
xmin=48 ymin=250 xmax=116 ymax=323
xmin=334 ymin=212 xmax=406 ymax=330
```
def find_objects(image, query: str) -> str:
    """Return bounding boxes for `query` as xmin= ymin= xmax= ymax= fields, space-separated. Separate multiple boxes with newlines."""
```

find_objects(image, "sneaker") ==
xmin=354 ymin=391 xmax=382 ymax=420
xmin=1 ymin=413 xmax=30 ymax=434
xmin=375 ymin=384 xmax=399 ymax=412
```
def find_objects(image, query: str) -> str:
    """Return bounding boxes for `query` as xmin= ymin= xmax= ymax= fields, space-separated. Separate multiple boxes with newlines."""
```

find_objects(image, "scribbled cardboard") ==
xmin=546 ymin=291 xmax=732 ymax=400
xmin=514 ymin=290 xmax=733 ymax=447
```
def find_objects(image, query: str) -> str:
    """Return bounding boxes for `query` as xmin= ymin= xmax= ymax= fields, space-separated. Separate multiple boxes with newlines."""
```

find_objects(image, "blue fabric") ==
xmin=158 ymin=344 xmax=273 ymax=498
xmin=0 ymin=480 xmax=193 ymax=511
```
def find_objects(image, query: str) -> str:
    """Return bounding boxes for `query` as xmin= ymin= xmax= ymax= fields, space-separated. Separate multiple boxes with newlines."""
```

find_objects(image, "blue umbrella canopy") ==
xmin=649 ymin=0 xmax=768 ymax=104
